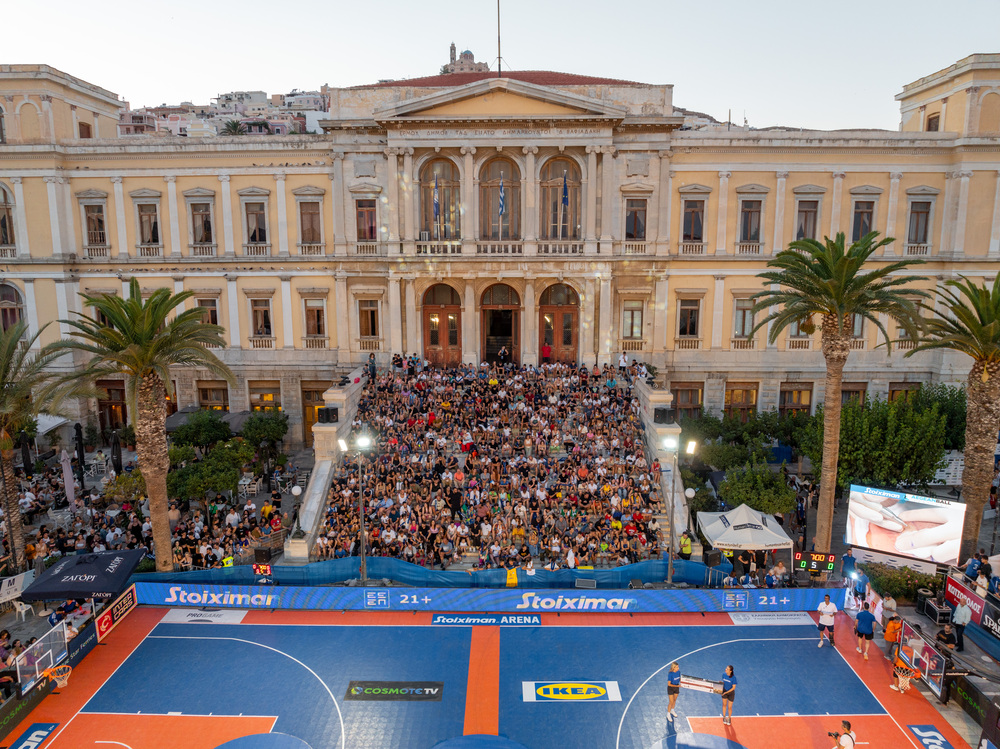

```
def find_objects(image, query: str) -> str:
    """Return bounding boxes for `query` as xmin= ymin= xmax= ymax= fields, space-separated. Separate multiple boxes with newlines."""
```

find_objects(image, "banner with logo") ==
xmin=8 ymin=722 xmax=59 ymax=749
xmin=945 ymin=575 xmax=985 ymax=626
xmin=344 ymin=681 xmax=443 ymax=702
xmin=907 ymin=725 xmax=957 ymax=749
xmin=133 ymin=582 xmax=837 ymax=614
xmin=0 ymin=571 xmax=34 ymax=605
xmin=67 ymin=621 xmax=99 ymax=668
xmin=96 ymin=584 xmax=137 ymax=642
xmin=522 ymin=681 xmax=621 ymax=702
xmin=949 ymin=675 xmax=998 ymax=728
xmin=980 ymin=596 xmax=1000 ymax=644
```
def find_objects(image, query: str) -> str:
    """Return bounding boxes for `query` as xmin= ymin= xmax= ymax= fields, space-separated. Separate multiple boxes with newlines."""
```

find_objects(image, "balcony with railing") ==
xmin=896 ymin=338 xmax=916 ymax=351
xmin=735 ymin=241 xmax=763 ymax=256
xmin=621 ymin=241 xmax=647 ymax=255
xmin=136 ymin=243 xmax=163 ymax=258
xmin=0 ymin=245 xmax=15 ymax=259
xmin=355 ymin=242 xmax=382 ymax=256
xmin=731 ymin=337 xmax=756 ymax=350
xmin=619 ymin=338 xmax=645 ymax=353
xmin=675 ymin=337 xmax=702 ymax=350
xmin=537 ymin=241 xmax=582 ymax=255
xmin=849 ymin=338 xmax=867 ymax=350
xmin=85 ymin=230 xmax=109 ymax=258
xmin=248 ymin=335 xmax=275 ymax=349
xmin=17 ymin=339 xmax=29 ymax=353
xmin=243 ymin=243 xmax=271 ymax=257
xmin=477 ymin=241 xmax=523 ymax=255
xmin=416 ymin=241 xmax=462 ymax=256
xmin=298 ymin=243 xmax=325 ymax=256
xmin=302 ymin=336 xmax=328 ymax=349
xmin=678 ymin=241 xmax=706 ymax=255
xmin=904 ymin=243 xmax=931 ymax=256
xmin=190 ymin=243 xmax=217 ymax=257
xmin=359 ymin=336 xmax=382 ymax=352
xmin=787 ymin=337 xmax=812 ymax=350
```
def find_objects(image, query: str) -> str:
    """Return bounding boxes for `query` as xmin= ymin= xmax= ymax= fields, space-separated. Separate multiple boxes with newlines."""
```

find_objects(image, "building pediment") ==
xmin=291 ymin=185 xmax=327 ymax=196
xmin=75 ymin=188 xmax=108 ymax=199
xmin=849 ymin=184 xmax=884 ymax=195
xmin=906 ymin=185 xmax=941 ymax=195
xmin=348 ymin=181 xmax=382 ymax=194
xmin=236 ymin=186 xmax=271 ymax=197
xmin=678 ymin=183 xmax=713 ymax=194
xmin=129 ymin=188 xmax=162 ymax=199
xmin=620 ymin=180 xmax=655 ymax=194
xmin=374 ymin=77 xmax=627 ymax=122
xmin=792 ymin=184 xmax=827 ymax=194
xmin=182 ymin=187 xmax=216 ymax=198
xmin=735 ymin=183 xmax=770 ymax=194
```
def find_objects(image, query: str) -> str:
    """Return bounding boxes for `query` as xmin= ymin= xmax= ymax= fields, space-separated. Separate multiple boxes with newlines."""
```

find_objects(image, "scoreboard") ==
xmin=794 ymin=551 xmax=835 ymax=572
xmin=252 ymin=563 xmax=272 ymax=576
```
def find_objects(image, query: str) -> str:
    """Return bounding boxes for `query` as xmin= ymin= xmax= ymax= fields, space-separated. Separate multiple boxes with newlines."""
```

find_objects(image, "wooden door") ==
xmin=424 ymin=306 xmax=462 ymax=367
xmin=540 ymin=306 xmax=578 ymax=364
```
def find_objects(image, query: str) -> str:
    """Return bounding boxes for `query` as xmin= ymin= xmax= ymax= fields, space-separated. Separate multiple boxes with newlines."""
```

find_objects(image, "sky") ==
xmin=7 ymin=0 xmax=1000 ymax=131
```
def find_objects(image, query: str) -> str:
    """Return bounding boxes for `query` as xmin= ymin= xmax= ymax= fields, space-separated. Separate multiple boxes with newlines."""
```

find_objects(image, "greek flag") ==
xmin=433 ymin=175 xmax=440 ymax=220
xmin=562 ymin=172 xmax=569 ymax=206
xmin=498 ymin=174 xmax=506 ymax=216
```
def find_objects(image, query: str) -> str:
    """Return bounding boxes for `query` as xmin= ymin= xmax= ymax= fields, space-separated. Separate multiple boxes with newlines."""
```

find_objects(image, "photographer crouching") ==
xmin=829 ymin=720 xmax=856 ymax=748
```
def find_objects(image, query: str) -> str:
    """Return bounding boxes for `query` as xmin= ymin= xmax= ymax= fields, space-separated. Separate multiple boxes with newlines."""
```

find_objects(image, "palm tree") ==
xmin=0 ymin=321 xmax=68 ymax=571
xmin=51 ymin=279 xmax=232 ymax=571
xmin=221 ymin=120 xmax=246 ymax=136
xmin=750 ymin=232 xmax=926 ymax=558
xmin=908 ymin=276 xmax=1000 ymax=560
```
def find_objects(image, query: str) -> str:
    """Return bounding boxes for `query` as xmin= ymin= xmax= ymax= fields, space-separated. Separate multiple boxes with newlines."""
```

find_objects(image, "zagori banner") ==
xmin=134 ymin=582 xmax=839 ymax=614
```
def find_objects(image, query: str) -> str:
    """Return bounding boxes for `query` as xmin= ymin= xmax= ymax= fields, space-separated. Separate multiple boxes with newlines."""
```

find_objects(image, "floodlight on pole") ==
xmin=662 ymin=437 xmax=678 ymax=451
xmin=686 ymin=440 xmax=698 ymax=455
xmin=338 ymin=439 xmax=348 ymax=452
xmin=357 ymin=436 xmax=372 ymax=449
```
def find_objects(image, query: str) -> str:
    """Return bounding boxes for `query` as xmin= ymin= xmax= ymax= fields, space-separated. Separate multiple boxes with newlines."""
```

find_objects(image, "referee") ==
xmin=666 ymin=662 xmax=680 ymax=722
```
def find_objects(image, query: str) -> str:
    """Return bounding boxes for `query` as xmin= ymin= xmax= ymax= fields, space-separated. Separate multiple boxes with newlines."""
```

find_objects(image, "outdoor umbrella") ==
xmin=59 ymin=449 xmax=76 ymax=510
xmin=110 ymin=430 xmax=123 ymax=475
xmin=19 ymin=431 xmax=31 ymax=479
xmin=74 ymin=422 xmax=87 ymax=494
xmin=20 ymin=549 xmax=145 ymax=601
xmin=696 ymin=503 xmax=795 ymax=552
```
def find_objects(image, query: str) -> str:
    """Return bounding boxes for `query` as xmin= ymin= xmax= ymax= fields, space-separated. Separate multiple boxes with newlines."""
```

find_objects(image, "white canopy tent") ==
xmin=697 ymin=503 xmax=794 ymax=552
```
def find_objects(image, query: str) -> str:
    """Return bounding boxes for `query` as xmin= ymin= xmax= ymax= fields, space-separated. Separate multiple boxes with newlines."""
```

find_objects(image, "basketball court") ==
xmin=4 ymin=607 xmax=970 ymax=749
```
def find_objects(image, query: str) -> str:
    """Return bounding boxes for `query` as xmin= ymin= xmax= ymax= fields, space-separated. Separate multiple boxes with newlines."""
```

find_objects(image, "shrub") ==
xmin=857 ymin=561 xmax=941 ymax=602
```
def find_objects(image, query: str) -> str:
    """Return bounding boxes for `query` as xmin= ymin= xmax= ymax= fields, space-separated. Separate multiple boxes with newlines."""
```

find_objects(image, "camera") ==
xmin=828 ymin=732 xmax=840 ymax=739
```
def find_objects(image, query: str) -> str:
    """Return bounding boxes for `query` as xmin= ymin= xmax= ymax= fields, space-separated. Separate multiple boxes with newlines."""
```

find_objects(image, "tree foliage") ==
xmin=167 ymin=438 xmax=255 ymax=500
xmin=172 ymin=409 xmax=231 ymax=449
xmin=241 ymin=410 xmax=289 ymax=447
xmin=718 ymin=459 xmax=797 ymax=515
xmin=910 ymin=383 xmax=966 ymax=452
xmin=101 ymin=469 xmax=146 ymax=508
xmin=801 ymin=395 xmax=947 ymax=491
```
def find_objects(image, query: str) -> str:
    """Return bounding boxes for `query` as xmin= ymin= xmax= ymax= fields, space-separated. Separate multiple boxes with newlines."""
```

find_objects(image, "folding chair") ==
xmin=13 ymin=600 xmax=34 ymax=622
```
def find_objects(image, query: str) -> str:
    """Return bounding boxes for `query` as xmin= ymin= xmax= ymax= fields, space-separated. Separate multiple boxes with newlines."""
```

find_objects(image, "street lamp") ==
xmin=666 ymin=438 xmax=698 ymax=585
xmin=356 ymin=433 xmax=372 ymax=584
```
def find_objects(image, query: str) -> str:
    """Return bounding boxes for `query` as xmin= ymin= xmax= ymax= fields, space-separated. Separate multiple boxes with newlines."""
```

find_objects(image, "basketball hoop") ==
xmin=42 ymin=664 xmax=72 ymax=688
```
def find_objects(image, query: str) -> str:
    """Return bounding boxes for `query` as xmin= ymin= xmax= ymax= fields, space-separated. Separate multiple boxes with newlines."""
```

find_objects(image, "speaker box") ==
xmin=654 ymin=407 xmax=673 ymax=424
xmin=255 ymin=548 xmax=272 ymax=564
xmin=704 ymin=549 xmax=722 ymax=568
xmin=317 ymin=407 xmax=339 ymax=424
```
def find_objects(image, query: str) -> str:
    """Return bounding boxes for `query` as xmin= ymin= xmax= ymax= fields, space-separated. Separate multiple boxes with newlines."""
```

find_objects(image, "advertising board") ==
xmin=846 ymin=484 xmax=966 ymax=566
xmin=946 ymin=575 xmax=985 ymax=626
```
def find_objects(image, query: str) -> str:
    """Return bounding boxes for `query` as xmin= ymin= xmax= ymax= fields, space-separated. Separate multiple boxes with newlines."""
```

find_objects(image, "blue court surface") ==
xmin=71 ymin=618 xmax=886 ymax=749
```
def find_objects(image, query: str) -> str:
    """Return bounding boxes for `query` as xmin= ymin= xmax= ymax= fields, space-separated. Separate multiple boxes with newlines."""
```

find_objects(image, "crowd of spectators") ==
xmin=316 ymin=360 xmax=665 ymax=570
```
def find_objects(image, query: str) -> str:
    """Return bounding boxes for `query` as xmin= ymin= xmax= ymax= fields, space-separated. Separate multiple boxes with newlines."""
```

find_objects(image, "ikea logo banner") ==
xmin=10 ymin=723 xmax=58 ymax=749
xmin=522 ymin=681 xmax=622 ymax=702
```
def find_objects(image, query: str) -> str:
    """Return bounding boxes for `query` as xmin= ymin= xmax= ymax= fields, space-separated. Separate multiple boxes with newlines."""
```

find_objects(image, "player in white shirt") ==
xmin=817 ymin=593 xmax=838 ymax=648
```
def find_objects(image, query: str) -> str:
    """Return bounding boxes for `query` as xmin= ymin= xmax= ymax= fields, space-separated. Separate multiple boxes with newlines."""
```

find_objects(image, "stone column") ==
xmin=598 ymin=274 xmax=613 ymax=365
xmin=989 ymin=170 xmax=1000 ymax=257
xmin=401 ymin=148 xmax=414 ymax=252
xmin=523 ymin=145 xmax=538 ymax=247
xmin=404 ymin=278 xmax=417 ymax=353
xmin=331 ymin=152 xmax=346 ymax=256
xmin=39 ymin=95 xmax=55 ymax=141
xmin=388 ymin=275 xmax=402 ymax=354
xmin=766 ymin=283 xmax=779 ymax=350
xmin=654 ymin=276 xmax=669 ymax=351
xmin=657 ymin=151 xmax=672 ymax=255
xmin=965 ymin=87 xmax=981 ymax=136
xmin=522 ymin=279 xmax=537 ymax=366
xmin=275 ymin=173 xmax=290 ymax=256
xmin=43 ymin=176 xmax=64 ymax=256
xmin=461 ymin=146 xmax=476 ymax=254
xmin=462 ymin=281 xmax=478 ymax=364
xmin=22 ymin=279 xmax=40 ymax=350
xmin=582 ymin=277 xmax=596 ymax=365
xmin=54 ymin=279 xmax=72 ymax=338
xmin=711 ymin=275 xmax=725 ymax=350
xmin=940 ymin=97 xmax=949 ymax=129
xmin=219 ymin=175 xmax=235 ymax=256
xmin=600 ymin=147 xmax=616 ymax=251
xmin=226 ymin=275 xmax=241 ymax=347
xmin=280 ymin=275 xmax=294 ymax=349
xmin=173 ymin=277 xmax=186 ymax=312
xmin=771 ymin=171 xmax=787 ymax=255
xmin=830 ymin=171 xmax=845 ymax=237
xmin=918 ymin=105 xmax=926 ymax=131
xmin=585 ymin=145 xmax=599 ymax=253
xmin=165 ymin=175 xmax=182 ymax=257
xmin=10 ymin=178 xmax=29 ymax=258
xmin=715 ymin=171 xmax=731 ymax=254
xmin=953 ymin=170 xmax=973 ymax=255
xmin=885 ymin=172 xmax=902 ymax=255
xmin=383 ymin=149 xmax=400 ymax=252
xmin=111 ymin=177 xmax=127 ymax=259
xmin=335 ymin=274 xmax=350 ymax=363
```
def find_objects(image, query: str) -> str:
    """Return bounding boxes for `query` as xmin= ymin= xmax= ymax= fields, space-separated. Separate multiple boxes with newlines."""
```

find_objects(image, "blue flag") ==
xmin=562 ymin=172 xmax=569 ymax=206
xmin=433 ymin=175 xmax=440 ymax=220
xmin=499 ymin=174 xmax=506 ymax=216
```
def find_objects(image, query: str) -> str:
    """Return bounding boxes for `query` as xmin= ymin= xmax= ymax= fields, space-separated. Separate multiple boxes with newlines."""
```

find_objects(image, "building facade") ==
xmin=1 ymin=57 xmax=999 ymax=447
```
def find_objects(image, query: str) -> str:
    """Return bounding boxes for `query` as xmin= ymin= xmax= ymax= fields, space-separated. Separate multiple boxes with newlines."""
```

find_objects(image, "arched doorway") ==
xmin=539 ymin=283 xmax=579 ymax=364
xmin=422 ymin=283 xmax=462 ymax=367
xmin=481 ymin=284 xmax=520 ymax=364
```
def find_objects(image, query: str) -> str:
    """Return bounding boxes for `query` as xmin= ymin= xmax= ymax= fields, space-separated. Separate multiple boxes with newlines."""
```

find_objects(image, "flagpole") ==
xmin=497 ymin=0 xmax=502 ymax=79
xmin=558 ymin=170 xmax=566 ymax=240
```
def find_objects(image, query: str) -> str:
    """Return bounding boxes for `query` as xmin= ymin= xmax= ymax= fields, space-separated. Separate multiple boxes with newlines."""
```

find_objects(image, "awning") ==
xmin=20 ymin=550 xmax=146 ymax=601
xmin=223 ymin=410 xmax=253 ymax=434
xmin=35 ymin=413 xmax=69 ymax=436
xmin=696 ymin=503 xmax=794 ymax=551
xmin=165 ymin=406 xmax=200 ymax=433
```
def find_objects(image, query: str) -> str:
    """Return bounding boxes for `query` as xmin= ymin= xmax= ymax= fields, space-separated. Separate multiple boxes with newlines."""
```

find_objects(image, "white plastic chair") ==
xmin=13 ymin=599 xmax=34 ymax=622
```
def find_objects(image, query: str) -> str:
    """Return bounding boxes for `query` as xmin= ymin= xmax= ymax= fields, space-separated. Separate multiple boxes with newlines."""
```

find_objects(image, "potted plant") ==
xmin=84 ymin=422 xmax=99 ymax=452
xmin=120 ymin=424 xmax=136 ymax=452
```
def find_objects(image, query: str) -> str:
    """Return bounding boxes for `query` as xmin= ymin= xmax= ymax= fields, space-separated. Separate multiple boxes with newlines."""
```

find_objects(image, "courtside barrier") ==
xmin=135 ymin=581 xmax=836 ymax=613
xmin=131 ymin=556 xmax=734 ymax=589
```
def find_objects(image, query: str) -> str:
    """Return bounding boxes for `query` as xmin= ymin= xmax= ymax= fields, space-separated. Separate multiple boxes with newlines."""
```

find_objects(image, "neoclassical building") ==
xmin=1 ymin=55 xmax=999 ymax=446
